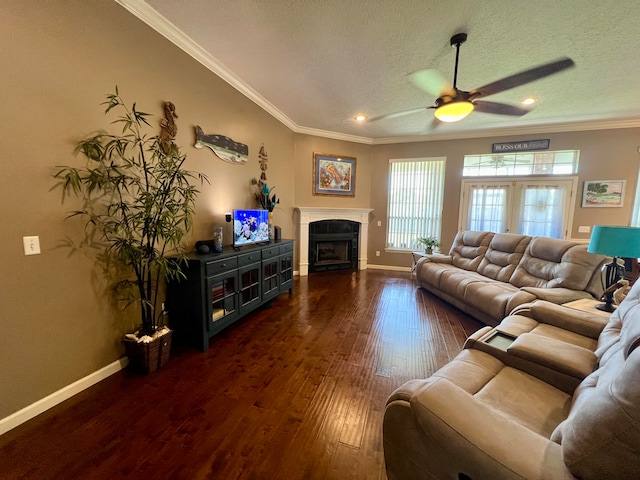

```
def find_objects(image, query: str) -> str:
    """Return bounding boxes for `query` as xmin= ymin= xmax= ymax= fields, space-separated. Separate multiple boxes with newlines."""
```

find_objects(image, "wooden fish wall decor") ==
xmin=194 ymin=125 xmax=248 ymax=164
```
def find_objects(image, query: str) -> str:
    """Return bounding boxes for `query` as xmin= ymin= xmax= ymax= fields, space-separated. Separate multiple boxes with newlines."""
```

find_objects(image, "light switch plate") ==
xmin=578 ymin=226 xmax=590 ymax=233
xmin=23 ymin=236 xmax=41 ymax=255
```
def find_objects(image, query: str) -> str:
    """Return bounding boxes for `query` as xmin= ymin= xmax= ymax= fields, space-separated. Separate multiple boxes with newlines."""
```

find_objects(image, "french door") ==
xmin=459 ymin=177 xmax=578 ymax=238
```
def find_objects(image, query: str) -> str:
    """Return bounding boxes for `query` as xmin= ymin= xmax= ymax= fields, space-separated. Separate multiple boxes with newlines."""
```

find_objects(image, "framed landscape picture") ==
xmin=582 ymin=180 xmax=625 ymax=207
xmin=312 ymin=152 xmax=356 ymax=196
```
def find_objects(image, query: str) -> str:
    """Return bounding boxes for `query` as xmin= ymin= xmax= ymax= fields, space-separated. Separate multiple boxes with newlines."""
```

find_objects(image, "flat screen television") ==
xmin=233 ymin=209 xmax=270 ymax=247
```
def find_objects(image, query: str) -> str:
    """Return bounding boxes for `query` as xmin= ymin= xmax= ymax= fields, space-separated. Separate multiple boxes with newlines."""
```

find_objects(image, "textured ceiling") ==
xmin=119 ymin=0 xmax=640 ymax=143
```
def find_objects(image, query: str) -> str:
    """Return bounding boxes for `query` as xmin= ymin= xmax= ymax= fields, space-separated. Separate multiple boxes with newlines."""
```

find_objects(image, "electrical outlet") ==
xmin=376 ymin=251 xmax=380 ymax=256
xmin=23 ymin=236 xmax=41 ymax=255
xmin=578 ymin=226 xmax=591 ymax=233
xmin=377 ymin=221 xmax=381 ymax=227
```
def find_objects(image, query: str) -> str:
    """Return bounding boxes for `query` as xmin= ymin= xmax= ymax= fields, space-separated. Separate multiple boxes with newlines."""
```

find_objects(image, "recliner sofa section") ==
xmin=415 ymin=231 xmax=607 ymax=326
xmin=383 ymin=279 xmax=640 ymax=479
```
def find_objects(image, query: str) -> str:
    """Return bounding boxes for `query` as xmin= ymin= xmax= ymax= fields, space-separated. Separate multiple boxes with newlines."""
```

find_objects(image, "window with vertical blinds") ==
xmin=386 ymin=157 xmax=445 ymax=250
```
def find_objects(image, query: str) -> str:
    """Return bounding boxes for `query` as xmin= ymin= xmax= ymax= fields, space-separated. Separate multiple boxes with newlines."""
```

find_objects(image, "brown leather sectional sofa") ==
xmin=383 ymin=276 xmax=640 ymax=479
xmin=415 ymin=231 xmax=608 ymax=326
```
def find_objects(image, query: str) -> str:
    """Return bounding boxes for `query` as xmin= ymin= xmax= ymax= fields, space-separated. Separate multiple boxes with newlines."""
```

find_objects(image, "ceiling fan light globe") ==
xmin=434 ymin=101 xmax=474 ymax=122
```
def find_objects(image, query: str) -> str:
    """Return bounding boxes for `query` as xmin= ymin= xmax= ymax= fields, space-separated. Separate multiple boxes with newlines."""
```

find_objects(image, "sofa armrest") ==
xmin=422 ymin=253 xmax=452 ymax=264
xmin=416 ymin=254 xmax=452 ymax=274
xmin=509 ymin=300 xmax=608 ymax=339
xmin=508 ymin=301 xmax=536 ymax=316
xmin=403 ymin=378 xmax=574 ymax=479
xmin=463 ymin=327 xmax=587 ymax=393
xmin=387 ymin=378 xmax=430 ymax=403
xmin=463 ymin=326 xmax=493 ymax=349
xmin=520 ymin=286 xmax=592 ymax=304
xmin=507 ymin=333 xmax=597 ymax=380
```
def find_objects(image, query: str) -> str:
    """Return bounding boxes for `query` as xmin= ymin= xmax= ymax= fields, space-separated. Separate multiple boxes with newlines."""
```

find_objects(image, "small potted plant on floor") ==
xmin=52 ymin=88 xmax=207 ymax=374
xmin=417 ymin=236 xmax=441 ymax=254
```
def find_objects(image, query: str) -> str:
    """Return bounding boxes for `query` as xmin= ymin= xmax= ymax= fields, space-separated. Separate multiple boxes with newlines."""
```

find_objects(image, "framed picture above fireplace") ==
xmin=312 ymin=152 xmax=356 ymax=197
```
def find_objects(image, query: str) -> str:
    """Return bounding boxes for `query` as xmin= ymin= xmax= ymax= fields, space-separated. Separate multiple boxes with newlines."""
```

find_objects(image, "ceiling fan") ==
xmin=370 ymin=33 xmax=575 ymax=126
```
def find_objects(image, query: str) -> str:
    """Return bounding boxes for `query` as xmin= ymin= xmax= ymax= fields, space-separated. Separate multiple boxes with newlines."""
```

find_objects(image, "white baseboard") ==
xmin=0 ymin=357 xmax=128 ymax=437
xmin=366 ymin=264 xmax=410 ymax=272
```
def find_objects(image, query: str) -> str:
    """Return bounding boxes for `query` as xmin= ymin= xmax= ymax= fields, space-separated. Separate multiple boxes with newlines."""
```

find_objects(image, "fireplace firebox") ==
xmin=309 ymin=220 xmax=359 ymax=273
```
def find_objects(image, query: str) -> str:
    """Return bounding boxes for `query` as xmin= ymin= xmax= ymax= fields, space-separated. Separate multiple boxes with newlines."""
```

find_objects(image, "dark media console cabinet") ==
xmin=167 ymin=239 xmax=294 ymax=351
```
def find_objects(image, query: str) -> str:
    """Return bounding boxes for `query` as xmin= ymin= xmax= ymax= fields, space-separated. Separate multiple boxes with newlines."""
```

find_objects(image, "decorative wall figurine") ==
xmin=258 ymin=143 xmax=268 ymax=181
xmin=159 ymin=101 xmax=178 ymax=154
xmin=194 ymin=125 xmax=248 ymax=164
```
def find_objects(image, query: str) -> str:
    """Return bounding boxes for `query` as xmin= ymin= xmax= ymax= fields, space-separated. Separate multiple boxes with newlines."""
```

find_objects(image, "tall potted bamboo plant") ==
xmin=52 ymin=88 xmax=207 ymax=373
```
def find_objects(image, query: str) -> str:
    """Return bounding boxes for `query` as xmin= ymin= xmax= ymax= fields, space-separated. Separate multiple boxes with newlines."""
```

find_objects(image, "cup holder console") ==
xmin=483 ymin=331 xmax=517 ymax=351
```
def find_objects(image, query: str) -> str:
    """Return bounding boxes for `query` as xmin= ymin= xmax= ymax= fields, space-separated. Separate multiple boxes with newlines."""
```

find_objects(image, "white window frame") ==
xmin=463 ymin=150 xmax=579 ymax=177
xmin=386 ymin=157 xmax=446 ymax=251
xmin=458 ymin=176 xmax=578 ymax=238
xmin=631 ymin=169 xmax=640 ymax=226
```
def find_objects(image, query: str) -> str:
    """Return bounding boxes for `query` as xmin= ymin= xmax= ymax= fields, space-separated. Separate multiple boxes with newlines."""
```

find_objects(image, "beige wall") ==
xmin=293 ymin=135 xmax=373 ymax=209
xmin=370 ymin=130 xmax=640 ymax=269
xmin=0 ymin=0 xmax=298 ymax=419
xmin=1 ymin=0 xmax=639 ymax=422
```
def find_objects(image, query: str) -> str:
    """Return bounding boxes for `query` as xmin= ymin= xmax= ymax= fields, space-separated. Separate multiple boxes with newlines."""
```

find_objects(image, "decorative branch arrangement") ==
xmin=251 ymin=144 xmax=279 ymax=212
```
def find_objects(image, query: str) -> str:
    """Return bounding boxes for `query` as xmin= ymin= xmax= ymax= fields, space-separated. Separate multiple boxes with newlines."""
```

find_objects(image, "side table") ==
xmin=411 ymin=250 xmax=427 ymax=276
xmin=562 ymin=298 xmax=613 ymax=318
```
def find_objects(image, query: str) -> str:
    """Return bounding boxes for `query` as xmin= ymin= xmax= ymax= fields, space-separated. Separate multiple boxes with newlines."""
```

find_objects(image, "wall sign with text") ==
xmin=492 ymin=139 xmax=550 ymax=153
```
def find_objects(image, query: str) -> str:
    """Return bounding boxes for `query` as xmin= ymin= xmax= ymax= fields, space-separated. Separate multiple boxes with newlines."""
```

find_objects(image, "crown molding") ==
xmin=293 ymin=125 xmax=374 ymax=144
xmin=117 ymin=1 xmax=640 ymax=147
xmin=115 ymin=0 xmax=297 ymax=131
xmin=368 ymin=118 xmax=640 ymax=145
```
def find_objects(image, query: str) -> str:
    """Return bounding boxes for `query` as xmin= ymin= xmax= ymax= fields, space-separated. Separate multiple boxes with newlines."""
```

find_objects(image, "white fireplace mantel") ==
xmin=294 ymin=207 xmax=374 ymax=276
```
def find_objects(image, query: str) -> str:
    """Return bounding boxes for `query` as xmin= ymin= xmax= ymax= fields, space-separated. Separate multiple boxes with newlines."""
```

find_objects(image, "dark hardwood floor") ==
xmin=0 ymin=269 xmax=483 ymax=480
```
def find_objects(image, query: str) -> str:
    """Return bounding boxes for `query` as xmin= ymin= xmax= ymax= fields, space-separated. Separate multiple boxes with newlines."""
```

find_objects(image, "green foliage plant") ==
xmin=52 ymin=88 xmax=208 ymax=337
xmin=417 ymin=236 xmax=441 ymax=250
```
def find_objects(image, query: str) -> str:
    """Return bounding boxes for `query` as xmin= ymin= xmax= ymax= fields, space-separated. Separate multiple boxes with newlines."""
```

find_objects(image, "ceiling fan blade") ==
xmin=470 ymin=57 xmax=575 ymax=99
xmin=367 ymin=107 xmax=428 ymax=123
xmin=472 ymin=100 xmax=531 ymax=116
xmin=409 ymin=69 xmax=455 ymax=98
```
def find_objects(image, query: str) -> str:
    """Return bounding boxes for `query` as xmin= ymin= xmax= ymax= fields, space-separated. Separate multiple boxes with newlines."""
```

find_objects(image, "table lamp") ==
xmin=587 ymin=225 xmax=640 ymax=311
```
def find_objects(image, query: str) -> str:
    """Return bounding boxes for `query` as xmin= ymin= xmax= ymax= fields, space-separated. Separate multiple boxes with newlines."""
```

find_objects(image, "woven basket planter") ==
xmin=123 ymin=329 xmax=173 ymax=375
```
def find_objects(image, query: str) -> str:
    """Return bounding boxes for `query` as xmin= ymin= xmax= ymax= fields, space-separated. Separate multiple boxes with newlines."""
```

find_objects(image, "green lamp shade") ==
xmin=587 ymin=226 xmax=640 ymax=258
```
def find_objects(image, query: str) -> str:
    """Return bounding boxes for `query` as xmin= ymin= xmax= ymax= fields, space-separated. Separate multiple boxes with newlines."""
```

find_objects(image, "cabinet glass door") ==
xmin=239 ymin=263 xmax=261 ymax=314
xmin=208 ymin=273 xmax=238 ymax=329
xmin=280 ymin=254 xmax=293 ymax=291
xmin=262 ymin=258 xmax=279 ymax=301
